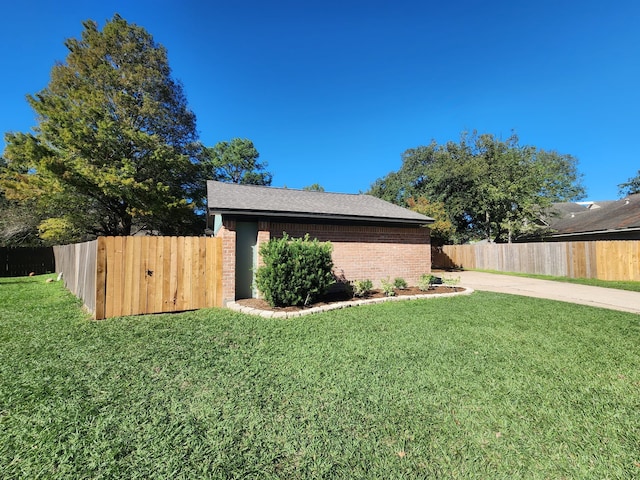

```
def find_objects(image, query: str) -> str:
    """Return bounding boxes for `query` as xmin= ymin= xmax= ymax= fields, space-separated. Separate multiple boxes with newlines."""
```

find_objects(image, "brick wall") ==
xmin=256 ymin=221 xmax=271 ymax=268
xmin=266 ymin=222 xmax=431 ymax=288
xmin=219 ymin=219 xmax=237 ymax=304
xmin=218 ymin=218 xmax=431 ymax=304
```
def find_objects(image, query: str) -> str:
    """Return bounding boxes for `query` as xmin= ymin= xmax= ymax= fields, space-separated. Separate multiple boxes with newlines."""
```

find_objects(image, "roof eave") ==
xmin=209 ymin=208 xmax=434 ymax=226
xmin=548 ymin=226 xmax=640 ymax=238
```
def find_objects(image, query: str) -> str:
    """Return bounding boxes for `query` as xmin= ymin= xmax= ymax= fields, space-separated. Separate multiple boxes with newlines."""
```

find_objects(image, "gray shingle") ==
xmin=207 ymin=181 xmax=433 ymax=225
xmin=548 ymin=194 xmax=640 ymax=234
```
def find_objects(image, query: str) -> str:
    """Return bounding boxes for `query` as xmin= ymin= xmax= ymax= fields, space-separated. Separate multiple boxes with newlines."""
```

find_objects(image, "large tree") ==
xmin=203 ymin=138 xmax=272 ymax=185
xmin=0 ymin=157 xmax=42 ymax=246
xmin=369 ymin=131 xmax=585 ymax=243
xmin=618 ymin=170 xmax=640 ymax=196
xmin=1 ymin=14 xmax=203 ymax=242
xmin=406 ymin=196 xmax=455 ymax=245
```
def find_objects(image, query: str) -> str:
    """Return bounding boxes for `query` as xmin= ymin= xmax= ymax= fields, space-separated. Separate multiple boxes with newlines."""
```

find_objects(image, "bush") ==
xmin=255 ymin=233 xmax=335 ymax=307
xmin=380 ymin=278 xmax=396 ymax=297
xmin=418 ymin=274 xmax=437 ymax=291
xmin=352 ymin=279 xmax=373 ymax=298
xmin=393 ymin=277 xmax=408 ymax=290
xmin=443 ymin=275 xmax=461 ymax=288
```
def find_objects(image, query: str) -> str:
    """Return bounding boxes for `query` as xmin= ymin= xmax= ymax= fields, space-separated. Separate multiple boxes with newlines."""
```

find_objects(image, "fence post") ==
xmin=95 ymin=237 xmax=107 ymax=320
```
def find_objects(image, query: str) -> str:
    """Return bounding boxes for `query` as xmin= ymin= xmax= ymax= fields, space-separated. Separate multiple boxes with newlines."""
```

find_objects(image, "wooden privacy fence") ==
xmin=433 ymin=240 xmax=640 ymax=281
xmin=53 ymin=240 xmax=98 ymax=312
xmin=54 ymin=236 xmax=223 ymax=319
xmin=1 ymin=247 xmax=55 ymax=277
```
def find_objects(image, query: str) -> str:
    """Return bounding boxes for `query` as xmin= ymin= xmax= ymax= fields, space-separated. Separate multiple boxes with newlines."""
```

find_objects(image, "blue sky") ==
xmin=2 ymin=0 xmax=639 ymax=201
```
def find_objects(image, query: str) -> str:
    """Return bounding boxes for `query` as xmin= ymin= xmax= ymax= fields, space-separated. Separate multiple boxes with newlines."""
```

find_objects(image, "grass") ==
xmin=471 ymin=268 xmax=640 ymax=292
xmin=1 ymin=275 xmax=639 ymax=479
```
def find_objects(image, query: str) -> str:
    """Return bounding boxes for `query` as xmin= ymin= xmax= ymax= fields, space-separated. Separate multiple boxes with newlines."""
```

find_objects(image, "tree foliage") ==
xmin=302 ymin=183 xmax=325 ymax=192
xmin=369 ymin=131 xmax=585 ymax=243
xmin=203 ymin=138 xmax=272 ymax=186
xmin=0 ymin=157 xmax=43 ymax=246
xmin=1 ymin=15 xmax=203 ymax=242
xmin=406 ymin=197 xmax=455 ymax=245
xmin=0 ymin=199 xmax=47 ymax=247
xmin=618 ymin=170 xmax=640 ymax=196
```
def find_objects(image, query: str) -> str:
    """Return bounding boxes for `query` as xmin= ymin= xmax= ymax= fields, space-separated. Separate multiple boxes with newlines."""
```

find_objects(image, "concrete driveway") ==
xmin=450 ymin=271 xmax=640 ymax=314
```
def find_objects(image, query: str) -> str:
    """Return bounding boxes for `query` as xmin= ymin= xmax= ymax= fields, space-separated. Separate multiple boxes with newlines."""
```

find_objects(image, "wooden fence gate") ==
xmin=54 ymin=236 xmax=223 ymax=319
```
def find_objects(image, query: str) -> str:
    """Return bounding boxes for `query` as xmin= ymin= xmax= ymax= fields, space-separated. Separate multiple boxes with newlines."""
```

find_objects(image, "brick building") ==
xmin=206 ymin=181 xmax=433 ymax=304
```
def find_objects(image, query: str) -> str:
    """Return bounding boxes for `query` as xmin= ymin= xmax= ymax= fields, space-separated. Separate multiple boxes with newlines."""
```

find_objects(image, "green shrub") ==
xmin=418 ymin=274 xmax=437 ymax=291
xmin=380 ymin=278 xmax=396 ymax=297
xmin=255 ymin=233 xmax=335 ymax=307
xmin=393 ymin=277 xmax=408 ymax=290
xmin=352 ymin=279 xmax=373 ymax=297
xmin=443 ymin=275 xmax=461 ymax=288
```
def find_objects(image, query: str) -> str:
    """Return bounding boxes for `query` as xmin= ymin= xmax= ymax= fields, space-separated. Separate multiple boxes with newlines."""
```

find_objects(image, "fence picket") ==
xmin=153 ymin=236 xmax=164 ymax=313
xmin=194 ymin=237 xmax=205 ymax=309
xmin=147 ymin=236 xmax=156 ymax=315
xmin=120 ymin=237 xmax=133 ymax=315
xmin=167 ymin=237 xmax=177 ymax=311
xmin=182 ymin=237 xmax=193 ymax=311
xmin=162 ymin=236 xmax=173 ymax=312
xmin=96 ymin=238 xmax=108 ymax=320
xmin=113 ymin=237 xmax=125 ymax=317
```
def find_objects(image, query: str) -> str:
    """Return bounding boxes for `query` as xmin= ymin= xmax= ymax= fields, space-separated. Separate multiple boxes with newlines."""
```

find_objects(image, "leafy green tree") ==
xmin=618 ymin=170 xmax=640 ymax=196
xmin=0 ymin=157 xmax=42 ymax=246
xmin=406 ymin=197 xmax=455 ymax=245
xmin=0 ymin=15 xmax=203 ymax=242
xmin=302 ymin=183 xmax=325 ymax=192
xmin=369 ymin=131 xmax=585 ymax=243
xmin=203 ymin=138 xmax=272 ymax=185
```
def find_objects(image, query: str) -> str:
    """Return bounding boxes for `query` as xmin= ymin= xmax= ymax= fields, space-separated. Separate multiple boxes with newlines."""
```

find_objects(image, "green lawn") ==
xmin=1 ymin=275 xmax=639 ymax=479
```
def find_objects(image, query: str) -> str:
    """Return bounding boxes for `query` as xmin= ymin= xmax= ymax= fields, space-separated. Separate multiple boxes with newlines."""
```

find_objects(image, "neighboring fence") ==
xmin=53 ymin=240 xmax=98 ymax=312
xmin=1 ymin=247 xmax=55 ymax=277
xmin=432 ymin=241 xmax=640 ymax=281
xmin=54 ymin=236 xmax=223 ymax=319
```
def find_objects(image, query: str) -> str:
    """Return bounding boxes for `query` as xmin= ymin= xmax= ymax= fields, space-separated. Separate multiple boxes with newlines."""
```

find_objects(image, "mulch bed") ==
xmin=235 ymin=286 xmax=464 ymax=312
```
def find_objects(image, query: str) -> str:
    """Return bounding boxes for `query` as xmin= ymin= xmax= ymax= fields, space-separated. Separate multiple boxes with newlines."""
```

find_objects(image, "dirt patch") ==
xmin=235 ymin=286 xmax=465 ymax=312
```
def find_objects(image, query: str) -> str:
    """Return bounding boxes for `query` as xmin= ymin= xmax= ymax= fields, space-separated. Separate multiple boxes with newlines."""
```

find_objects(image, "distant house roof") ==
xmin=550 ymin=202 xmax=589 ymax=217
xmin=546 ymin=194 xmax=640 ymax=239
xmin=206 ymin=181 xmax=434 ymax=226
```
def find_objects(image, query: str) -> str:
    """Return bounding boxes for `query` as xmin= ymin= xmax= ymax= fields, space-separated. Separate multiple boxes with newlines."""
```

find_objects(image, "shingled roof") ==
xmin=546 ymin=194 xmax=640 ymax=238
xmin=206 ymin=181 xmax=433 ymax=226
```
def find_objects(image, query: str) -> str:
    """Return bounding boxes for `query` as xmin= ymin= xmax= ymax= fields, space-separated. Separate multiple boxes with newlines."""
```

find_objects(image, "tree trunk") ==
xmin=121 ymin=213 xmax=132 ymax=236
xmin=486 ymin=211 xmax=491 ymax=242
